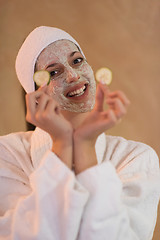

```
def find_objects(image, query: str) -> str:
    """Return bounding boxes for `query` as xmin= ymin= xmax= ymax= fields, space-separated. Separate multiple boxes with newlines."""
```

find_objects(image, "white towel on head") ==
xmin=15 ymin=26 xmax=85 ymax=93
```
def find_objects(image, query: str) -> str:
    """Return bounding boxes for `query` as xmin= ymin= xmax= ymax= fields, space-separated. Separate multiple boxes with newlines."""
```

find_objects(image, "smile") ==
xmin=66 ymin=84 xmax=88 ymax=98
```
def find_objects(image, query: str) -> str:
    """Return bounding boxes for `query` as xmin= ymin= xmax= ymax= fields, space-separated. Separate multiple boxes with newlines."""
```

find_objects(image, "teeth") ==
xmin=68 ymin=85 xmax=86 ymax=97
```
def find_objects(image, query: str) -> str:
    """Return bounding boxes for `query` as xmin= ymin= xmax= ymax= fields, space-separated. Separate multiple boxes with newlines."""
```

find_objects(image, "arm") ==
xmin=0 ymin=145 xmax=89 ymax=240
xmin=76 ymin=145 xmax=160 ymax=240
xmin=73 ymin=83 xmax=159 ymax=239
xmin=25 ymin=85 xmax=73 ymax=169
xmin=74 ymin=83 xmax=130 ymax=174
xmin=0 ymin=86 xmax=89 ymax=240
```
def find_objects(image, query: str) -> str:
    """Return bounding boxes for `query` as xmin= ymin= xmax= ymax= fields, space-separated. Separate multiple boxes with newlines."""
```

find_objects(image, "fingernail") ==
xmin=40 ymin=82 xmax=47 ymax=88
xmin=100 ymin=79 xmax=106 ymax=85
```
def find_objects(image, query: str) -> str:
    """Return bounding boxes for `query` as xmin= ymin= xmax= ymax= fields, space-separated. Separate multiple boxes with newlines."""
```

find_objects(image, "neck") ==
xmin=61 ymin=110 xmax=89 ymax=129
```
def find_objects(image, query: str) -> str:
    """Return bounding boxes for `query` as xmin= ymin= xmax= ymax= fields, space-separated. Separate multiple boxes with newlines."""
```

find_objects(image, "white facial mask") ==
xmin=36 ymin=40 xmax=96 ymax=113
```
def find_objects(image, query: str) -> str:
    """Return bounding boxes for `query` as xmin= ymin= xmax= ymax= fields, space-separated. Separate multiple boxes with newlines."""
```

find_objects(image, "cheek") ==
xmin=79 ymin=62 xmax=94 ymax=79
xmin=46 ymin=80 xmax=64 ymax=97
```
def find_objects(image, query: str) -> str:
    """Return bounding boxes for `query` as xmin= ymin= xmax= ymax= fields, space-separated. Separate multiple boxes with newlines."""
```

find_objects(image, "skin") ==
xmin=36 ymin=40 xmax=96 ymax=113
xmin=26 ymin=40 xmax=130 ymax=174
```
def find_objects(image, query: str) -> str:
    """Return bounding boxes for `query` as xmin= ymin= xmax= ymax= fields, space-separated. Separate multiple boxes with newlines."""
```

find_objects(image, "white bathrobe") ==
xmin=0 ymin=127 xmax=159 ymax=240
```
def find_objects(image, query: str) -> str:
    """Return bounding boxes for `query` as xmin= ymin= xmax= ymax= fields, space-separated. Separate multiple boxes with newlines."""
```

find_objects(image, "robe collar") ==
xmin=31 ymin=127 xmax=106 ymax=169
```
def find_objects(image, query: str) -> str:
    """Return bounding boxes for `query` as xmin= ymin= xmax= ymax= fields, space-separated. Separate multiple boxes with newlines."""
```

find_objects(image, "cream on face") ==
xmin=36 ymin=40 xmax=96 ymax=113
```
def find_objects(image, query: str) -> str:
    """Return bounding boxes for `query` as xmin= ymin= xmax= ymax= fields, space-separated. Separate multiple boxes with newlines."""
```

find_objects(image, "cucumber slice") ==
xmin=95 ymin=67 xmax=112 ymax=85
xmin=33 ymin=70 xmax=51 ymax=87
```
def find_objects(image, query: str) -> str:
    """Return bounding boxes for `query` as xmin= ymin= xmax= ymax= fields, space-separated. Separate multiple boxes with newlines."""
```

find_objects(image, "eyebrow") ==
xmin=46 ymin=63 xmax=58 ymax=69
xmin=70 ymin=51 xmax=79 ymax=57
xmin=46 ymin=51 xmax=80 ymax=69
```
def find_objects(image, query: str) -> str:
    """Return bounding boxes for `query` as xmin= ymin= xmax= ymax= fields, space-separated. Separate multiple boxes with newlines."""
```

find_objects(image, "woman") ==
xmin=0 ymin=26 xmax=159 ymax=240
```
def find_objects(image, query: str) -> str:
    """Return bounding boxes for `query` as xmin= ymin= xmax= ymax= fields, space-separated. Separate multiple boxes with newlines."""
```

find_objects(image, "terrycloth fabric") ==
xmin=0 ymin=128 xmax=160 ymax=240
xmin=15 ymin=26 xmax=85 ymax=93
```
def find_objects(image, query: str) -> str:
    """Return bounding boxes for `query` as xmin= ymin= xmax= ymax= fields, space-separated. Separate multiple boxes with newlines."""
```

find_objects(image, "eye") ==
xmin=49 ymin=67 xmax=64 ymax=79
xmin=50 ymin=70 xmax=58 ymax=77
xmin=73 ymin=57 xmax=83 ymax=66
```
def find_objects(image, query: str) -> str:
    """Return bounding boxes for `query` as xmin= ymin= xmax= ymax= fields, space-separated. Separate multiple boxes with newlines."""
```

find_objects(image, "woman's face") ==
xmin=36 ymin=40 xmax=96 ymax=113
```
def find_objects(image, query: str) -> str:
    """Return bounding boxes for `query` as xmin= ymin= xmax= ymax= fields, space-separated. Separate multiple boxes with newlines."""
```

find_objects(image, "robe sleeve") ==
xmin=76 ymin=145 xmax=160 ymax=240
xmin=0 ymin=149 xmax=89 ymax=240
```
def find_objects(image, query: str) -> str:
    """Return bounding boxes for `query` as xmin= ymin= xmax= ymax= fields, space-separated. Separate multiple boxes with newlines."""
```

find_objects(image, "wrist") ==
xmin=74 ymin=131 xmax=96 ymax=148
xmin=51 ymin=132 xmax=73 ymax=169
xmin=73 ymin=138 xmax=97 ymax=174
xmin=51 ymin=126 xmax=73 ymax=142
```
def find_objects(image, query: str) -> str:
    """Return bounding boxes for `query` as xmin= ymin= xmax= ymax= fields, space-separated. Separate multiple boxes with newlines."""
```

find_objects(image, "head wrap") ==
xmin=15 ymin=26 xmax=85 ymax=93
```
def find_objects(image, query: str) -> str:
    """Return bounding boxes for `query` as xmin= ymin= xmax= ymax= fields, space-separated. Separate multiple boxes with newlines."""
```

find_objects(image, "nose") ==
xmin=66 ymin=67 xmax=80 ymax=83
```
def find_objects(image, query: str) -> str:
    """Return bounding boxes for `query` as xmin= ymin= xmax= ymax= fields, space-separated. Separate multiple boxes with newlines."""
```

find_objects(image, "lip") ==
xmin=64 ymin=81 xmax=89 ymax=101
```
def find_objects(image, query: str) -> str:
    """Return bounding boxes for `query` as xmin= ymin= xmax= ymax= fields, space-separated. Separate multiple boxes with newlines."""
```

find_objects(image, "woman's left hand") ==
xmin=73 ymin=83 xmax=130 ymax=174
xmin=74 ymin=83 xmax=130 ymax=143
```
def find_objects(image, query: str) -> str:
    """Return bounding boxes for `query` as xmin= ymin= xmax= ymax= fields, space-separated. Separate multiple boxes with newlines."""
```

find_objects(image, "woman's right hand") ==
xmin=25 ymin=85 xmax=73 ymax=169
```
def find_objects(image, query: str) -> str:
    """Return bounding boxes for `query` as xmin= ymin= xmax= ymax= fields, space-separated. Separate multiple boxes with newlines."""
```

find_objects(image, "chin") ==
xmin=60 ymin=101 xmax=95 ymax=113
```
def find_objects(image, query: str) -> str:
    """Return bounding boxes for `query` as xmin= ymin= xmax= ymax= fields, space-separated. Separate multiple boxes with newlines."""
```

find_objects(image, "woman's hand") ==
xmin=25 ymin=86 xmax=73 ymax=169
xmin=73 ymin=83 xmax=130 ymax=174
xmin=75 ymin=83 xmax=130 ymax=143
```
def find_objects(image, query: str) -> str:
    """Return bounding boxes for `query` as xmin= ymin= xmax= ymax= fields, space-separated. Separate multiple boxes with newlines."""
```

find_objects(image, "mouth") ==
xmin=66 ymin=83 xmax=88 ymax=98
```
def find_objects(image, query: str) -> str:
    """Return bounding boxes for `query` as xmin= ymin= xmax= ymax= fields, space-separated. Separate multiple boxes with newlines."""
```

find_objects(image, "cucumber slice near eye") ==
xmin=33 ymin=70 xmax=51 ymax=87
xmin=95 ymin=67 xmax=112 ymax=85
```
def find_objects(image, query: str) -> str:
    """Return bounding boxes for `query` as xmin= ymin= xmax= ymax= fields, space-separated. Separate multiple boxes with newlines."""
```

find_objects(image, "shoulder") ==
xmin=0 ymin=131 xmax=33 ymax=148
xmin=104 ymin=135 xmax=159 ymax=173
xmin=105 ymin=134 xmax=155 ymax=154
xmin=0 ymin=131 xmax=33 ymax=165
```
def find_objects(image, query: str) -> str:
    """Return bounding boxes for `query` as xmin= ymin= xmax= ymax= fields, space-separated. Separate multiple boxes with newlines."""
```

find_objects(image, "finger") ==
xmin=99 ymin=109 xmax=117 ymax=131
xmin=102 ymin=109 xmax=117 ymax=122
xmin=45 ymin=98 xmax=61 ymax=116
xmin=25 ymin=90 xmax=48 ymax=122
xmin=37 ymin=84 xmax=48 ymax=93
xmin=98 ymin=82 xmax=110 ymax=97
xmin=25 ymin=92 xmax=40 ymax=116
xmin=106 ymin=98 xmax=127 ymax=119
xmin=25 ymin=95 xmax=37 ymax=124
xmin=108 ymin=90 xmax=130 ymax=107
xmin=36 ymin=93 xmax=50 ymax=112
xmin=94 ymin=84 xmax=105 ymax=112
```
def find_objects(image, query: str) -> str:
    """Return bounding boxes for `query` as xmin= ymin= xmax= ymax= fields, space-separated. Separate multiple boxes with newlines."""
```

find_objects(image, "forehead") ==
xmin=37 ymin=40 xmax=79 ymax=64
